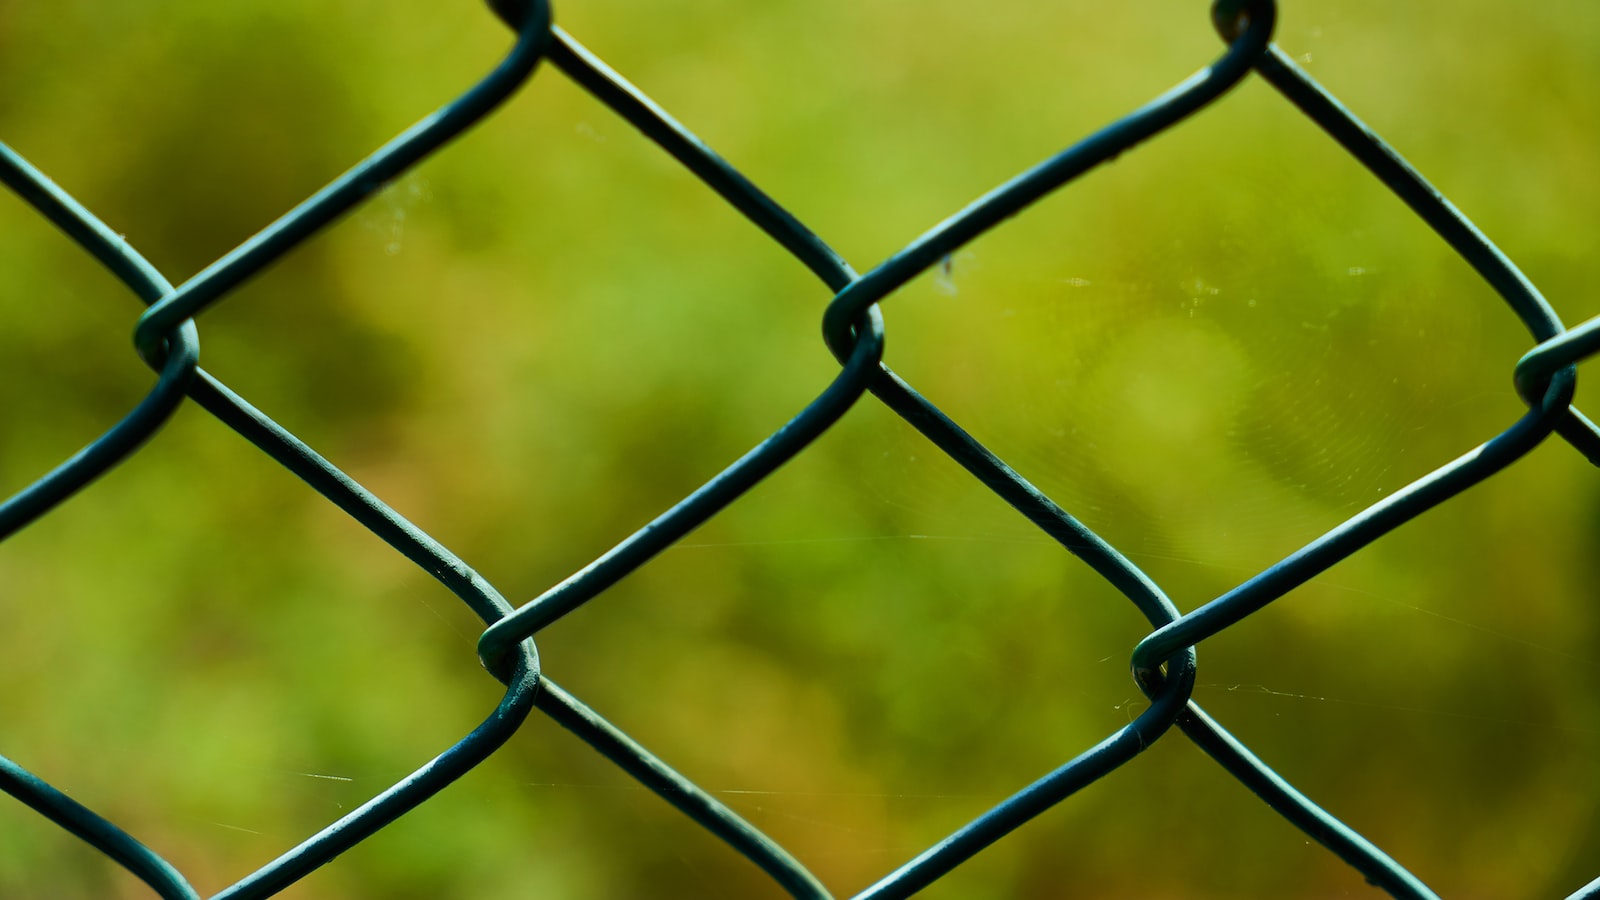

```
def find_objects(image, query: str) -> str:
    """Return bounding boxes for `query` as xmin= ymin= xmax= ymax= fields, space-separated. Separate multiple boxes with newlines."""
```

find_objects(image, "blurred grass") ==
xmin=1 ymin=0 xmax=1598 ymax=897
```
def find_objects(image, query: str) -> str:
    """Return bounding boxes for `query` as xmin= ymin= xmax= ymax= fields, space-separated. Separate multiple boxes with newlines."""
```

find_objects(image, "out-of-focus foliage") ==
xmin=1 ymin=1 xmax=1598 ymax=897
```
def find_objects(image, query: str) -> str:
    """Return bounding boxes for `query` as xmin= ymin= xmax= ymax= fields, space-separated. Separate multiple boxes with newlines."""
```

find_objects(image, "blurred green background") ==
xmin=1 ymin=1 xmax=1598 ymax=897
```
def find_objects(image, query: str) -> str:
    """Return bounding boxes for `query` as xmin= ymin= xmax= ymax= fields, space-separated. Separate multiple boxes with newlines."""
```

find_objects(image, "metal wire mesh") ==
xmin=3 ymin=0 xmax=1598 ymax=896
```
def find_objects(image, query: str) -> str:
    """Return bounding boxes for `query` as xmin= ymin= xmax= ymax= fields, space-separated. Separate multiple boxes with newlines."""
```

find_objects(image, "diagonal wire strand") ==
xmin=0 ymin=0 xmax=1594 ymax=896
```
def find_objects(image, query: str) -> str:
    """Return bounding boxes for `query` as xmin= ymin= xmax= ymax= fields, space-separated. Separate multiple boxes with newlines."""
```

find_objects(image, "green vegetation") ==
xmin=1 ymin=1 xmax=1597 ymax=897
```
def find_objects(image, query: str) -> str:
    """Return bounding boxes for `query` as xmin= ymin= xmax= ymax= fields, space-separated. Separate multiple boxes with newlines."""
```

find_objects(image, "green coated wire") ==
xmin=3 ymin=0 xmax=1598 ymax=896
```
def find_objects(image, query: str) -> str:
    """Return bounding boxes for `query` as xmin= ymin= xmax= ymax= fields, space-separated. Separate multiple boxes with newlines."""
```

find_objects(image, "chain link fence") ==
xmin=3 ymin=0 xmax=1598 ymax=896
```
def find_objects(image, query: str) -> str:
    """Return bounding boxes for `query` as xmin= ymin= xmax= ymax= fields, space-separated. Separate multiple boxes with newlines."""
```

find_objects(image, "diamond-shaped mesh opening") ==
xmin=3 ymin=1 xmax=1599 ymax=898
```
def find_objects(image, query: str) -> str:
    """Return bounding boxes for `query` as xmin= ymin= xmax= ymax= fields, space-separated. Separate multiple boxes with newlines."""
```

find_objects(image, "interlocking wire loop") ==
xmin=2 ymin=1 xmax=1597 ymax=897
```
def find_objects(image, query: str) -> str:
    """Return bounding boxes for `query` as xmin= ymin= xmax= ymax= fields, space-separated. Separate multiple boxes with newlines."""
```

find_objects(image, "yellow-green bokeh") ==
xmin=1 ymin=1 xmax=1598 ymax=897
